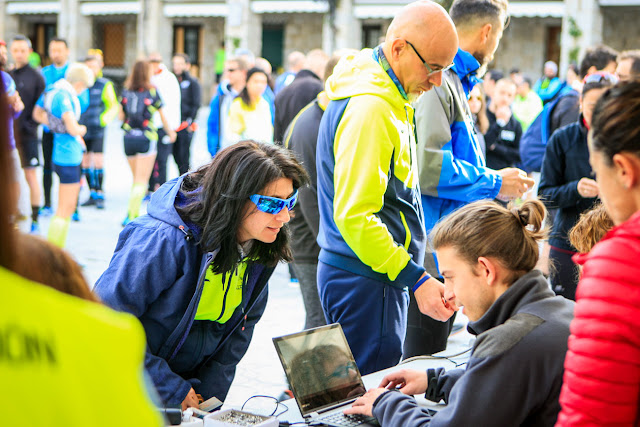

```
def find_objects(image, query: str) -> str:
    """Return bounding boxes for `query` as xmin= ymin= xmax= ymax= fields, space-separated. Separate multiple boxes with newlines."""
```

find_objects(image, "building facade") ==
xmin=1 ymin=0 xmax=638 ymax=102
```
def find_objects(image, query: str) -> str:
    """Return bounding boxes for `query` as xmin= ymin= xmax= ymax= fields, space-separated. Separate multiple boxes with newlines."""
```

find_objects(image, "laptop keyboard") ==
xmin=317 ymin=412 xmax=378 ymax=426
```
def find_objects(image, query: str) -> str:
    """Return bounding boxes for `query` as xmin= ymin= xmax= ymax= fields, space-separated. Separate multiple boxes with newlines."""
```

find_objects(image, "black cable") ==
xmin=242 ymin=394 xmax=290 ymax=417
xmin=399 ymin=347 xmax=473 ymax=366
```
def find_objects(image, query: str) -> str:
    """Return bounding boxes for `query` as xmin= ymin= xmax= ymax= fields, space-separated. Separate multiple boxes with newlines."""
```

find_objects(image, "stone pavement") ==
xmin=16 ymin=108 xmax=471 ymax=409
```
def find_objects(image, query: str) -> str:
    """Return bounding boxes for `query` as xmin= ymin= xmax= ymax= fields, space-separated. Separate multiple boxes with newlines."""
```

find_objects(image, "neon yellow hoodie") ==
xmin=316 ymin=48 xmax=427 ymax=288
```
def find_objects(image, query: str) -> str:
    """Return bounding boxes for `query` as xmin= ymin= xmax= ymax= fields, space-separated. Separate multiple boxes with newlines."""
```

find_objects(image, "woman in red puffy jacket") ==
xmin=557 ymin=81 xmax=640 ymax=426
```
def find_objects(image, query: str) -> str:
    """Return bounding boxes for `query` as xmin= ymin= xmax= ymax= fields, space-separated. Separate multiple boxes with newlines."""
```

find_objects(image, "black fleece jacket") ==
xmin=538 ymin=120 xmax=599 ymax=251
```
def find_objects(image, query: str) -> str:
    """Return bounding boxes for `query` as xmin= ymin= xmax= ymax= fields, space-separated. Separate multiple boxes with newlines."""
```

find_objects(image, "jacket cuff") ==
xmin=425 ymin=368 xmax=445 ymax=403
xmin=395 ymin=259 xmax=427 ymax=289
xmin=491 ymin=173 xmax=503 ymax=199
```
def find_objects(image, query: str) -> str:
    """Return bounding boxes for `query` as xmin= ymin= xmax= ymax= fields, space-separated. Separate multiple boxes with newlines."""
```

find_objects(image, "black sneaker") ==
xmin=81 ymin=197 xmax=96 ymax=207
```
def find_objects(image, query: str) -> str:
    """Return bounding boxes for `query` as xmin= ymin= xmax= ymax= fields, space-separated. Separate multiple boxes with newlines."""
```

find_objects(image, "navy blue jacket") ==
xmin=538 ymin=121 xmax=598 ymax=251
xmin=94 ymin=177 xmax=272 ymax=405
xmin=372 ymin=271 xmax=574 ymax=426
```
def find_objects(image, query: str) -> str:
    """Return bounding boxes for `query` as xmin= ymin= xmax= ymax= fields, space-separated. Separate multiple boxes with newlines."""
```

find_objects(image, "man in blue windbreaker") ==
xmin=407 ymin=0 xmax=535 ymax=357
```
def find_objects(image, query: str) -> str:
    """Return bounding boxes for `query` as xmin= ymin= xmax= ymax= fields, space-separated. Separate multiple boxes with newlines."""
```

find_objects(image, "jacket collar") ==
xmin=373 ymin=45 xmax=409 ymax=101
xmin=467 ymin=270 xmax=554 ymax=336
xmin=451 ymin=48 xmax=482 ymax=97
xmin=294 ymin=69 xmax=321 ymax=81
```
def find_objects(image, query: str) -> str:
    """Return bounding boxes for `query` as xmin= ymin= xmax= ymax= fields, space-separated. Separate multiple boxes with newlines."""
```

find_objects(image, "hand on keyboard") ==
xmin=343 ymin=388 xmax=389 ymax=418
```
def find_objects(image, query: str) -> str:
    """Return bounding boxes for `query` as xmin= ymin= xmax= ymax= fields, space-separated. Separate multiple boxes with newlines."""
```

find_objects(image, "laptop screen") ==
xmin=273 ymin=324 xmax=367 ymax=416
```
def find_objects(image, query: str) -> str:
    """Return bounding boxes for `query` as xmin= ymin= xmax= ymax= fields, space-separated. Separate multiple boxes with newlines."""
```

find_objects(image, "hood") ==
xmin=146 ymin=176 xmax=191 ymax=230
xmin=467 ymin=270 xmax=554 ymax=336
xmin=216 ymin=81 xmax=234 ymax=96
xmin=324 ymin=48 xmax=404 ymax=107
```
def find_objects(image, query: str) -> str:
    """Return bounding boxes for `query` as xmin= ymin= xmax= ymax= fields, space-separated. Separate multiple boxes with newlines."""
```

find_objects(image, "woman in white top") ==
xmin=228 ymin=67 xmax=273 ymax=144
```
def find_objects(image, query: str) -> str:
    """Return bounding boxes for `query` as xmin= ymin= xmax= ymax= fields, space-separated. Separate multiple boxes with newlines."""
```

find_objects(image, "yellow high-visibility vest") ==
xmin=0 ymin=267 xmax=162 ymax=427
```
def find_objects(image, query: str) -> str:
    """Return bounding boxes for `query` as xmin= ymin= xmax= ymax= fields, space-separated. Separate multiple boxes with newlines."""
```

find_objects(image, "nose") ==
xmin=429 ymin=71 xmax=443 ymax=87
xmin=444 ymin=284 xmax=455 ymax=304
xmin=275 ymin=206 xmax=291 ymax=223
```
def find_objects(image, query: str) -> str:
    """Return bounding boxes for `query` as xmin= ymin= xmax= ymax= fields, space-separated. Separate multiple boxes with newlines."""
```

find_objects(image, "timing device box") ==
xmin=203 ymin=409 xmax=278 ymax=427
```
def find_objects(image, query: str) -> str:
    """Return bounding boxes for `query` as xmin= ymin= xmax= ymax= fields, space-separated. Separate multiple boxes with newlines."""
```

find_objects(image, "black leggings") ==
xmin=42 ymin=131 xmax=54 ymax=207
xmin=549 ymin=246 xmax=579 ymax=301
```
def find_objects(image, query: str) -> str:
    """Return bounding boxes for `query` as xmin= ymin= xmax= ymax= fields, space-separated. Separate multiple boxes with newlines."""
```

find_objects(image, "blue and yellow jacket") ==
xmin=316 ymin=47 xmax=426 ymax=289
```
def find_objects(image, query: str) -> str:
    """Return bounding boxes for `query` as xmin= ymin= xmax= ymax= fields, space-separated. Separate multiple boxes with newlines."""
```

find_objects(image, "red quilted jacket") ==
xmin=556 ymin=210 xmax=640 ymax=426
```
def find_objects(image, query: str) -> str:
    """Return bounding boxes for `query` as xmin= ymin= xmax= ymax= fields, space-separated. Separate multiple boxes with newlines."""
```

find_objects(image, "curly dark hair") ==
xmin=178 ymin=140 xmax=309 ymax=274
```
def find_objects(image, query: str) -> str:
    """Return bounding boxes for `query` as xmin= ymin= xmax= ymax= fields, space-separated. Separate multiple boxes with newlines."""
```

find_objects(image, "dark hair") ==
xmin=431 ymin=200 xmax=547 ymax=284
xmin=239 ymin=67 xmax=269 ymax=106
xmin=178 ymin=141 xmax=309 ymax=274
xmin=591 ymin=80 xmax=640 ymax=166
xmin=579 ymin=44 xmax=618 ymax=78
xmin=49 ymin=37 xmax=68 ymax=47
xmin=581 ymin=72 xmax=617 ymax=97
xmin=0 ymin=71 xmax=16 ymax=268
xmin=486 ymin=69 xmax=504 ymax=81
xmin=13 ymin=235 xmax=100 ymax=302
xmin=510 ymin=67 xmax=520 ymax=74
xmin=125 ymin=60 xmax=152 ymax=91
xmin=520 ymin=75 xmax=532 ymax=87
xmin=618 ymin=50 xmax=640 ymax=77
xmin=173 ymin=53 xmax=191 ymax=64
xmin=11 ymin=34 xmax=32 ymax=49
xmin=84 ymin=55 xmax=101 ymax=64
xmin=450 ymin=0 xmax=508 ymax=30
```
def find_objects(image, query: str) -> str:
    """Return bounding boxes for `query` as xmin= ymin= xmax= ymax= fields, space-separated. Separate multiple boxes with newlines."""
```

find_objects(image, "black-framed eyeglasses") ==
xmin=405 ymin=40 xmax=454 ymax=76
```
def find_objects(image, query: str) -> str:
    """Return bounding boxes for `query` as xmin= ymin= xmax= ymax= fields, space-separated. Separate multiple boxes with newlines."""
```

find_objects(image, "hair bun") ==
xmin=511 ymin=200 xmax=546 ymax=236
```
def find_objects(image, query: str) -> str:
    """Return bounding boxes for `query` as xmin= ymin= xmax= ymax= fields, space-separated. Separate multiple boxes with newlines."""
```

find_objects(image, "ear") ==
xmin=586 ymin=65 xmax=597 ymax=76
xmin=477 ymin=256 xmax=498 ymax=286
xmin=389 ymin=38 xmax=406 ymax=62
xmin=612 ymin=152 xmax=640 ymax=190
xmin=479 ymin=23 xmax=493 ymax=44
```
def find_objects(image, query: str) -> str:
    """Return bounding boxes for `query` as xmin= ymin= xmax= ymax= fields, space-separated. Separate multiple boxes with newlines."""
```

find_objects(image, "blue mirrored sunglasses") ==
xmin=249 ymin=189 xmax=298 ymax=214
xmin=328 ymin=361 xmax=358 ymax=379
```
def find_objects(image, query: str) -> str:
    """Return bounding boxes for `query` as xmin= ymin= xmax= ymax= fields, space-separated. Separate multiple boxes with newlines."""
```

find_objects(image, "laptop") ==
xmin=273 ymin=323 xmax=378 ymax=427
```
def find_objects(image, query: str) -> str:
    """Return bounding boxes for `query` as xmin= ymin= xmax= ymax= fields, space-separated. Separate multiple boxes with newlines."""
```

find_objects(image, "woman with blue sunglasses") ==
xmin=94 ymin=140 xmax=308 ymax=410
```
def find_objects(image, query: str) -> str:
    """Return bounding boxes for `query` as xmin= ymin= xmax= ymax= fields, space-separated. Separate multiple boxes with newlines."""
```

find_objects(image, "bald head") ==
xmin=383 ymin=1 xmax=458 ymax=96
xmin=287 ymin=51 xmax=306 ymax=72
xmin=386 ymin=1 xmax=455 ymax=44
xmin=304 ymin=49 xmax=329 ymax=80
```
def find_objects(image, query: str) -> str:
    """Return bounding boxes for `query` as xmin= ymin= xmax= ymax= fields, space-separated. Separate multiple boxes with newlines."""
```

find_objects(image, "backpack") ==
xmin=519 ymin=88 xmax=575 ymax=173
xmin=121 ymin=89 xmax=152 ymax=131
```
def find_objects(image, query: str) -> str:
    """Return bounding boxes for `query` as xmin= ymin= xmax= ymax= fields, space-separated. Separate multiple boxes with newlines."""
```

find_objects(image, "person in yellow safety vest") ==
xmin=0 ymin=267 xmax=163 ymax=427
xmin=0 ymin=71 xmax=162 ymax=427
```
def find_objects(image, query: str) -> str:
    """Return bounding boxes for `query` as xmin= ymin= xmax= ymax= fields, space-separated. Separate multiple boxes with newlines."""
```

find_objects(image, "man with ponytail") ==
xmin=345 ymin=200 xmax=574 ymax=426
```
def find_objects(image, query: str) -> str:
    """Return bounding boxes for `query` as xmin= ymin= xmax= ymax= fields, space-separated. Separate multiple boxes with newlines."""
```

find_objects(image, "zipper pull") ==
xmin=241 ymin=315 xmax=248 ymax=331
xmin=178 ymin=225 xmax=193 ymax=241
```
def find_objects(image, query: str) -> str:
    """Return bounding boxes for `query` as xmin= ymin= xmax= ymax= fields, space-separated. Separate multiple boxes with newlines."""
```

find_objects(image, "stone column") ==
xmin=334 ymin=0 xmax=360 ymax=51
xmin=1 ymin=1 xmax=21 ymax=40
xmin=226 ymin=0 xmax=262 ymax=59
xmin=560 ymin=0 xmax=603 ymax=77
xmin=322 ymin=10 xmax=335 ymax=54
